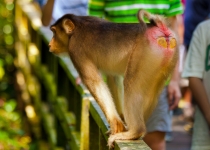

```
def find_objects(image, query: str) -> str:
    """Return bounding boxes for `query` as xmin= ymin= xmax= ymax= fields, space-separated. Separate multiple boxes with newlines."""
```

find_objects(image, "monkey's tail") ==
xmin=137 ymin=9 xmax=166 ymax=27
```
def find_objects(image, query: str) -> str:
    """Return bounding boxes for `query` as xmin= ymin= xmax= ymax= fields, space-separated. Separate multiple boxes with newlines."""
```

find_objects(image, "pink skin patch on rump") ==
xmin=145 ymin=23 xmax=176 ymax=57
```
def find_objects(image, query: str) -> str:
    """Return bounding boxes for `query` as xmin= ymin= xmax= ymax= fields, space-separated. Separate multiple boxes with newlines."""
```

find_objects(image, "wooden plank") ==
xmin=115 ymin=140 xmax=151 ymax=150
xmin=80 ymin=97 xmax=90 ymax=150
xmin=89 ymin=115 xmax=99 ymax=150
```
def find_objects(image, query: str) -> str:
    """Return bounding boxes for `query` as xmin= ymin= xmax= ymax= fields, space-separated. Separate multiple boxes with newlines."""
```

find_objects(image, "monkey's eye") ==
xmin=52 ymin=29 xmax=56 ymax=34
xmin=50 ymin=27 xmax=56 ymax=34
xmin=52 ymin=31 xmax=56 ymax=38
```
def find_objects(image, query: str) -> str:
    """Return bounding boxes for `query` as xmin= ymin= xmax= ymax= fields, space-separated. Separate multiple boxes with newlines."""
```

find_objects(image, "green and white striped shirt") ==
xmin=89 ymin=0 xmax=183 ymax=23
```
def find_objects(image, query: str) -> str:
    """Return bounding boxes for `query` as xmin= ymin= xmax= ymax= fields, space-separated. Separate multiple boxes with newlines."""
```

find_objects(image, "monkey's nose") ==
xmin=48 ymin=44 xmax=51 ymax=48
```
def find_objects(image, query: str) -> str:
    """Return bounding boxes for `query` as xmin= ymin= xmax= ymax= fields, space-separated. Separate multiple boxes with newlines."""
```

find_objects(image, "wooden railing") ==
xmin=14 ymin=0 xmax=151 ymax=149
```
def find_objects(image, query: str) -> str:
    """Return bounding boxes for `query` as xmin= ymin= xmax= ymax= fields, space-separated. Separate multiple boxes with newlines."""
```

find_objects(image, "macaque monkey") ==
xmin=49 ymin=10 xmax=178 ymax=148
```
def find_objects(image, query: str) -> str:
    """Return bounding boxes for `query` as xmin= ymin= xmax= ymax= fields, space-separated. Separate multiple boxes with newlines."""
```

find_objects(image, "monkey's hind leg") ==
xmin=107 ymin=47 xmax=149 ymax=148
xmin=107 ymin=92 xmax=146 ymax=148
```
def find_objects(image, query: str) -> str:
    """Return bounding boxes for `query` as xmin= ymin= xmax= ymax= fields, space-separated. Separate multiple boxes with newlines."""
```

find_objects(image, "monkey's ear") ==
xmin=62 ymin=19 xmax=75 ymax=34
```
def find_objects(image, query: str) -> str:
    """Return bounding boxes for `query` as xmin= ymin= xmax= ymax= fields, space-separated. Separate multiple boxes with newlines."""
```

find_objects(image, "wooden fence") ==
xmin=14 ymin=0 xmax=151 ymax=149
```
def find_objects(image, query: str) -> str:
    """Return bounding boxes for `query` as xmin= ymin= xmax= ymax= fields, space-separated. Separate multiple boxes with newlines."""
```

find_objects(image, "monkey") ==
xmin=49 ymin=10 xmax=178 ymax=148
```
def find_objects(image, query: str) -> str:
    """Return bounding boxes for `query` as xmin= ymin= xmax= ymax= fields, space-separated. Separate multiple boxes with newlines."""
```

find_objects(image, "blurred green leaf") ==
xmin=3 ymin=99 xmax=16 ymax=112
xmin=0 ymin=67 xmax=5 ymax=80
xmin=6 ymin=3 xmax=14 ymax=11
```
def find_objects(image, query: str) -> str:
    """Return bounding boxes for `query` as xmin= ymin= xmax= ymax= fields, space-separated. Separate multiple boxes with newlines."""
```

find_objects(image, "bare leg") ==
xmin=144 ymin=131 xmax=166 ymax=150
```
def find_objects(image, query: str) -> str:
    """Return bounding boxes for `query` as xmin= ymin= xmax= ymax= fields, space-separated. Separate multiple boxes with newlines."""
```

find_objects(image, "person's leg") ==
xmin=145 ymin=87 xmax=171 ymax=150
xmin=144 ymin=131 xmax=166 ymax=150
xmin=191 ymin=106 xmax=210 ymax=150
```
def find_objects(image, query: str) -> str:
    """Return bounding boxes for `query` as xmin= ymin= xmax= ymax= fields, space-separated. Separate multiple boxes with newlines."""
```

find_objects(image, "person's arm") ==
xmin=189 ymin=77 xmax=210 ymax=126
xmin=41 ymin=0 xmax=55 ymax=26
xmin=167 ymin=61 xmax=181 ymax=110
xmin=167 ymin=16 xmax=182 ymax=110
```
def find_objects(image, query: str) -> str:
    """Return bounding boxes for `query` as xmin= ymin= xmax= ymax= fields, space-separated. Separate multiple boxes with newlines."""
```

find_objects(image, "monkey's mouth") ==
xmin=49 ymin=48 xmax=56 ymax=53
xmin=49 ymin=48 xmax=57 ymax=54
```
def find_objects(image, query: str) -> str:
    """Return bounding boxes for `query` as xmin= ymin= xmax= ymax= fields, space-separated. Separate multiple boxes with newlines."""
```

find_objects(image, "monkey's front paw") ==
xmin=110 ymin=119 xmax=125 ymax=135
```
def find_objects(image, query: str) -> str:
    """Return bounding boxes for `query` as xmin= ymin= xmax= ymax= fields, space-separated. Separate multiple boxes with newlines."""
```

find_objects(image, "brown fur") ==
xmin=49 ymin=10 xmax=179 ymax=148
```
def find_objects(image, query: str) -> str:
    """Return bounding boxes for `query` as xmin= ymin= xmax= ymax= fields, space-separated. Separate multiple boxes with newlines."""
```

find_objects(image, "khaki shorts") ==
xmin=146 ymin=87 xmax=172 ymax=133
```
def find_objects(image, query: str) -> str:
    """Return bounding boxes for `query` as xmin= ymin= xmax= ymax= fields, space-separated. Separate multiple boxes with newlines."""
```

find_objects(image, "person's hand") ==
xmin=167 ymin=80 xmax=182 ymax=110
xmin=76 ymin=76 xmax=82 ymax=85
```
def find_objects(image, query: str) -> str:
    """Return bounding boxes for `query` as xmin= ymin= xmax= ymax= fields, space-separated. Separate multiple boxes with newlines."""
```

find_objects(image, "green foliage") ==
xmin=0 ymin=0 xmax=16 ymax=99
xmin=0 ymin=0 xmax=32 ymax=149
xmin=0 ymin=99 xmax=31 ymax=149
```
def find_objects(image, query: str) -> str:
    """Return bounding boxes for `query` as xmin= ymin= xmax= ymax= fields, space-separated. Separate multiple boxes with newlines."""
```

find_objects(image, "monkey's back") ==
xmin=68 ymin=15 xmax=149 ymax=74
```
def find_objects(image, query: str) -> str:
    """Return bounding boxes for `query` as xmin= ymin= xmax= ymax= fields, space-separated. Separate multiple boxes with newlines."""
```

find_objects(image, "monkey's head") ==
xmin=49 ymin=16 xmax=75 ymax=55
